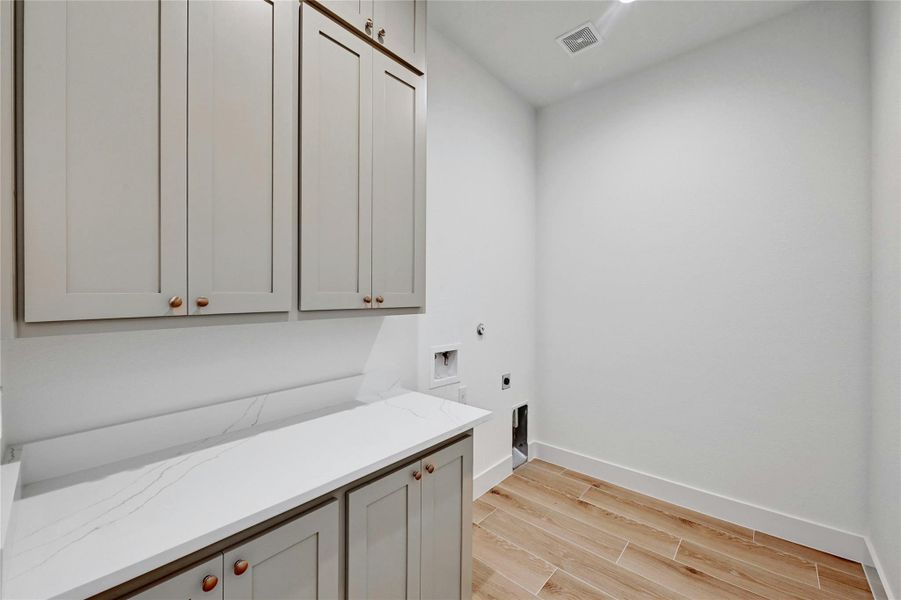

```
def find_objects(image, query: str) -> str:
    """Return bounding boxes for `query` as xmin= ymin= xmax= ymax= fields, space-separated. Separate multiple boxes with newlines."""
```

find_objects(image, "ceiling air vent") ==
xmin=556 ymin=22 xmax=601 ymax=56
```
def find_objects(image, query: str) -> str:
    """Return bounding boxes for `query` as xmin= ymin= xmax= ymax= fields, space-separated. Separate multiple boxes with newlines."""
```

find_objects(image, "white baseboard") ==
xmin=530 ymin=441 xmax=872 ymax=565
xmin=473 ymin=455 xmax=512 ymax=500
xmin=865 ymin=537 xmax=898 ymax=600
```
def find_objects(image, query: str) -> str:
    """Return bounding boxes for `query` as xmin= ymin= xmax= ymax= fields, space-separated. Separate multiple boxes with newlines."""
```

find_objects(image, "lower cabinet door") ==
xmin=347 ymin=460 xmax=423 ymax=600
xmin=420 ymin=438 xmax=473 ymax=600
xmin=223 ymin=500 xmax=340 ymax=600
xmin=130 ymin=556 xmax=223 ymax=600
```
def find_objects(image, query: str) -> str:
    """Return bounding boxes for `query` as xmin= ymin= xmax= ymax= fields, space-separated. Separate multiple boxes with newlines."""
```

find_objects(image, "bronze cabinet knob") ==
xmin=375 ymin=295 xmax=384 ymax=304
xmin=363 ymin=295 xmax=372 ymax=304
xmin=365 ymin=17 xmax=373 ymax=32
xmin=413 ymin=471 xmax=422 ymax=481
xmin=201 ymin=575 xmax=219 ymax=592
xmin=168 ymin=296 xmax=183 ymax=308
xmin=378 ymin=27 xmax=386 ymax=39
xmin=196 ymin=296 xmax=210 ymax=307
xmin=233 ymin=559 xmax=249 ymax=576
xmin=425 ymin=463 xmax=435 ymax=474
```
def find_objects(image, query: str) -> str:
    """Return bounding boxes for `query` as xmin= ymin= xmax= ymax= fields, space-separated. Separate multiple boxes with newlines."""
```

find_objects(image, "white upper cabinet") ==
xmin=187 ymin=0 xmax=293 ymax=315
xmin=24 ymin=0 xmax=188 ymax=322
xmin=300 ymin=5 xmax=374 ymax=311
xmin=371 ymin=52 xmax=426 ymax=309
xmin=313 ymin=0 xmax=426 ymax=73
xmin=300 ymin=4 xmax=425 ymax=312
xmin=23 ymin=0 xmax=293 ymax=322
xmin=23 ymin=0 xmax=425 ymax=322
xmin=373 ymin=1 xmax=426 ymax=73
xmin=313 ymin=0 xmax=374 ymax=38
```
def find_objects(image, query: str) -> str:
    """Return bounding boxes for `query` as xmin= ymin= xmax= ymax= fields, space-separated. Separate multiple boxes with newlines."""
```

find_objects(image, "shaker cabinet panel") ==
xmin=420 ymin=438 xmax=473 ymax=600
xmin=223 ymin=501 xmax=340 ymax=600
xmin=371 ymin=53 xmax=426 ymax=309
xmin=373 ymin=1 xmax=426 ymax=73
xmin=300 ymin=5 xmax=425 ymax=312
xmin=23 ymin=0 xmax=291 ymax=323
xmin=130 ymin=556 xmax=223 ymax=600
xmin=23 ymin=0 xmax=188 ymax=322
xmin=347 ymin=461 xmax=422 ymax=600
xmin=300 ymin=4 xmax=374 ymax=311
xmin=312 ymin=0 xmax=425 ymax=73
xmin=313 ymin=0 xmax=374 ymax=37
xmin=187 ymin=0 xmax=293 ymax=315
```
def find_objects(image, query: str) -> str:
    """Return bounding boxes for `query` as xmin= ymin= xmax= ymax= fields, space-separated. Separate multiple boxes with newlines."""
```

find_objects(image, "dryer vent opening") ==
xmin=512 ymin=404 xmax=528 ymax=470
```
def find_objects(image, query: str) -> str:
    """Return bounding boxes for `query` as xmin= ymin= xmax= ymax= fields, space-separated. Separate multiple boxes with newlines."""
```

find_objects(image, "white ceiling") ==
xmin=429 ymin=1 xmax=805 ymax=106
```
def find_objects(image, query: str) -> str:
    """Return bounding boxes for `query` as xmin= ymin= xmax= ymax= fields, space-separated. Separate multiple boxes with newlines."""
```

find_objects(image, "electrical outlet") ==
xmin=501 ymin=373 xmax=511 ymax=390
xmin=458 ymin=385 xmax=468 ymax=404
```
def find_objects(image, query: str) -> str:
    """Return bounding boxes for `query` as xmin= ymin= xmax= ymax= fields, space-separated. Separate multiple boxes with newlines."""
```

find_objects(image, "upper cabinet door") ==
xmin=300 ymin=5 xmax=374 ymax=311
xmin=23 ymin=0 xmax=188 ymax=322
xmin=223 ymin=500 xmax=340 ymax=600
xmin=312 ymin=0 xmax=374 ymax=38
xmin=420 ymin=438 xmax=473 ymax=600
xmin=347 ymin=460 xmax=422 ymax=600
xmin=371 ymin=53 xmax=426 ymax=309
xmin=187 ymin=0 xmax=293 ymax=315
xmin=373 ymin=0 xmax=426 ymax=73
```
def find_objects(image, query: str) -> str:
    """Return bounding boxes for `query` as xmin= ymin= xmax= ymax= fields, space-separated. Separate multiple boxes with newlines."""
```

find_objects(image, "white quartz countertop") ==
xmin=2 ymin=392 xmax=490 ymax=600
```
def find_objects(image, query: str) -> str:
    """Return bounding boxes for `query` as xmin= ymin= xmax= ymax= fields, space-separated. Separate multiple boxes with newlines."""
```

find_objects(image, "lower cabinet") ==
xmin=347 ymin=437 xmax=472 ymax=600
xmin=131 ymin=501 xmax=339 ymax=600
xmin=124 ymin=437 xmax=471 ymax=600
xmin=131 ymin=556 xmax=224 ymax=600
xmin=224 ymin=501 xmax=340 ymax=599
xmin=420 ymin=441 xmax=473 ymax=600
xmin=347 ymin=458 xmax=422 ymax=599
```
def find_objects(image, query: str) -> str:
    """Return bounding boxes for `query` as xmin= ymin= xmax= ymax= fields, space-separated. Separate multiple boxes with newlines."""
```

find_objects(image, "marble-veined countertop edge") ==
xmin=2 ymin=392 xmax=491 ymax=600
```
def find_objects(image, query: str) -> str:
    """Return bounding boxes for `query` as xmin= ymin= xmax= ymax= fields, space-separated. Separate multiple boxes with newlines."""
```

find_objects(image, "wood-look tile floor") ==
xmin=472 ymin=460 xmax=874 ymax=600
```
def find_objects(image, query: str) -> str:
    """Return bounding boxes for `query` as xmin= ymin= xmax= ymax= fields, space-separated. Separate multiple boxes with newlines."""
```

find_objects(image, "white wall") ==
xmin=1 ymin=317 xmax=420 ymax=442
xmin=868 ymin=1 xmax=901 ymax=596
xmin=0 ymin=23 xmax=538 ymax=496
xmin=422 ymin=28 xmax=537 ymax=484
xmin=536 ymin=1 xmax=871 ymax=536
